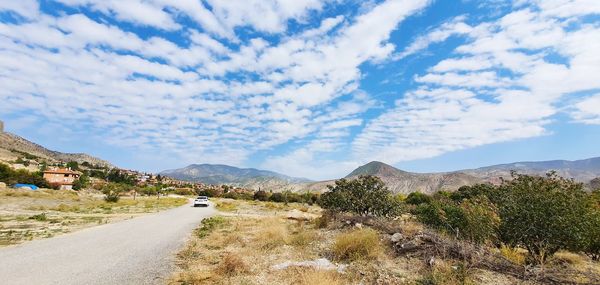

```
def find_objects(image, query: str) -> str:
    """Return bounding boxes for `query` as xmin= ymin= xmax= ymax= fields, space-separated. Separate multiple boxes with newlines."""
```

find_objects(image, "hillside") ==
xmin=345 ymin=161 xmax=482 ymax=194
xmin=464 ymin=157 xmax=600 ymax=183
xmin=302 ymin=158 xmax=600 ymax=194
xmin=159 ymin=164 xmax=311 ymax=190
xmin=0 ymin=132 xmax=113 ymax=168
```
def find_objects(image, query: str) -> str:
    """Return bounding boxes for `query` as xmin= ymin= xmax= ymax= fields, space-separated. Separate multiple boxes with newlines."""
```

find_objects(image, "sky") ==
xmin=1 ymin=0 xmax=600 ymax=180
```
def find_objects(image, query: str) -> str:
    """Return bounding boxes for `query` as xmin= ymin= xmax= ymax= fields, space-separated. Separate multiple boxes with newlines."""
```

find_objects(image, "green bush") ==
xmin=102 ymin=183 xmax=126 ymax=202
xmin=497 ymin=172 xmax=591 ymax=264
xmin=72 ymin=174 xmax=89 ymax=190
xmin=319 ymin=175 xmax=402 ymax=217
xmin=0 ymin=163 xmax=50 ymax=188
xmin=450 ymin=184 xmax=498 ymax=203
xmin=405 ymin=191 xmax=432 ymax=205
xmin=415 ymin=196 xmax=499 ymax=244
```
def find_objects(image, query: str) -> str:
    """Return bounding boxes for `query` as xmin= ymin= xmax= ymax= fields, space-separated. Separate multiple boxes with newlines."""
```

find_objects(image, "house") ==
xmin=43 ymin=167 xmax=81 ymax=190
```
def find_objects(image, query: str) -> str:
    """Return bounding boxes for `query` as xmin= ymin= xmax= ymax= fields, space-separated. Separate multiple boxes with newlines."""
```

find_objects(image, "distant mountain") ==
xmin=463 ymin=157 xmax=600 ymax=183
xmin=159 ymin=164 xmax=311 ymax=190
xmin=344 ymin=161 xmax=482 ymax=194
xmin=301 ymin=158 xmax=600 ymax=194
xmin=0 ymin=131 xmax=113 ymax=168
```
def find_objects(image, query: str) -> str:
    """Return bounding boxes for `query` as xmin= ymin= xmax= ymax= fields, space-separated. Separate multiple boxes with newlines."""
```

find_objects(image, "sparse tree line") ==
xmin=197 ymin=185 xmax=321 ymax=205
xmin=319 ymin=173 xmax=600 ymax=265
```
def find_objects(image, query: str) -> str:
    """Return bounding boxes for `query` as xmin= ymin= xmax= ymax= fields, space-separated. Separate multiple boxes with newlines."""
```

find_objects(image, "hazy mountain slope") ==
xmin=0 ymin=132 xmax=113 ymax=168
xmin=159 ymin=164 xmax=311 ymax=190
xmin=464 ymin=157 xmax=600 ymax=183
xmin=344 ymin=161 xmax=482 ymax=194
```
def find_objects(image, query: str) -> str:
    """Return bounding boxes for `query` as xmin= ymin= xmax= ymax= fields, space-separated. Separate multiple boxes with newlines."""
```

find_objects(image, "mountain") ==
xmin=159 ymin=164 xmax=311 ymax=190
xmin=0 ymin=131 xmax=113 ymax=168
xmin=344 ymin=161 xmax=482 ymax=194
xmin=463 ymin=157 xmax=600 ymax=183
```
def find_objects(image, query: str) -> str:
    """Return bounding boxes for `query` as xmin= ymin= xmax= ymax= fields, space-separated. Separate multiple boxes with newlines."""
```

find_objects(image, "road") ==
xmin=0 ymin=201 xmax=215 ymax=285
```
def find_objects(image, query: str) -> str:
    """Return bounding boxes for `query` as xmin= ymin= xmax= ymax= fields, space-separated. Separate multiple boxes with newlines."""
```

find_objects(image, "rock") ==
xmin=0 ymin=182 xmax=6 ymax=189
xmin=390 ymin=233 xmax=403 ymax=243
xmin=272 ymin=258 xmax=348 ymax=273
xmin=355 ymin=223 xmax=363 ymax=229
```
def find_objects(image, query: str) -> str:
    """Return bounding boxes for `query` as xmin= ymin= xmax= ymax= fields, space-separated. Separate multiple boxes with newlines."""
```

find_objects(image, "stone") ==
xmin=0 ymin=182 xmax=6 ymax=189
xmin=390 ymin=233 xmax=403 ymax=243
xmin=355 ymin=223 xmax=363 ymax=229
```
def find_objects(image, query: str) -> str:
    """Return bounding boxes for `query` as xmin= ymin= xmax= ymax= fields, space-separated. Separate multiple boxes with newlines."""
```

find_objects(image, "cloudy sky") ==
xmin=1 ymin=0 xmax=599 ymax=180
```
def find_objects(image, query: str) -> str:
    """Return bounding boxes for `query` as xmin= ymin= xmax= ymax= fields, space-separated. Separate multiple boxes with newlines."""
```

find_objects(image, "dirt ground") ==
xmin=0 ymin=187 xmax=187 ymax=246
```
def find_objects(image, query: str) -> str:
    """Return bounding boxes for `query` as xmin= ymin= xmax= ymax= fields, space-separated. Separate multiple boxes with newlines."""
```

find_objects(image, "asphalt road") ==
xmin=0 ymin=201 xmax=215 ymax=285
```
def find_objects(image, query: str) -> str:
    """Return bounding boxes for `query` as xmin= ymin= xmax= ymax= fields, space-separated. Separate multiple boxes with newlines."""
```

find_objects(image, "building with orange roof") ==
xmin=43 ymin=167 xmax=81 ymax=190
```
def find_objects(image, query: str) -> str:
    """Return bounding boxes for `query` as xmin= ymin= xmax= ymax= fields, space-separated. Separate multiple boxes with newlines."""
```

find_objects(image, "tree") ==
xmin=72 ymin=174 xmax=89 ymax=190
xmin=319 ymin=175 xmax=402 ymax=217
xmin=497 ymin=172 xmax=591 ymax=264
xmin=102 ymin=183 xmax=126 ymax=202
xmin=66 ymin=161 xmax=79 ymax=171
xmin=253 ymin=190 xmax=269 ymax=201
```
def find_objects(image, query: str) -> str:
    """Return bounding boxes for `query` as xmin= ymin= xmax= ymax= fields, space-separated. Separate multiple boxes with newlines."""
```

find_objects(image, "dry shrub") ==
xmin=256 ymin=219 xmax=289 ymax=250
xmin=499 ymin=245 xmax=526 ymax=266
xmin=417 ymin=260 xmax=474 ymax=285
xmin=215 ymin=201 xmax=237 ymax=212
xmin=298 ymin=205 xmax=310 ymax=212
xmin=290 ymin=229 xmax=317 ymax=247
xmin=293 ymin=268 xmax=344 ymax=285
xmin=215 ymin=252 xmax=249 ymax=276
xmin=552 ymin=251 xmax=586 ymax=266
xmin=332 ymin=228 xmax=382 ymax=261
xmin=314 ymin=215 xmax=329 ymax=229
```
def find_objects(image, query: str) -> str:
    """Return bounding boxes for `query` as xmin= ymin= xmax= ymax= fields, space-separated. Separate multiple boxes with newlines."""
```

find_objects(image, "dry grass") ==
xmin=418 ymin=260 xmax=475 ymax=285
xmin=499 ymin=245 xmax=526 ymax=266
xmin=552 ymin=251 xmax=587 ymax=266
xmin=0 ymin=189 xmax=186 ymax=246
xmin=214 ymin=200 xmax=238 ymax=212
xmin=332 ymin=228 xmax=382 ymax=262
xmin=215 ymin=252 xmax=249 ymax=276
xmin=282 ymin=268 xmax=344 ymax=285
xmin=255 ymin=218 xmax=289 ymax=250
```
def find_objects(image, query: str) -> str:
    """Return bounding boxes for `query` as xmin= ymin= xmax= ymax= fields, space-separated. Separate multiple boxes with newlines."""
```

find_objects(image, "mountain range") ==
xmin=159 ymin=164 xmax=311 ymax=190
xmin=3 ymin=129 xmax=599 ymax=194
xmin=0 ymin=131 xmax=113 ymax=168
xmin=161 ymin=158 xmax=600 ymax=194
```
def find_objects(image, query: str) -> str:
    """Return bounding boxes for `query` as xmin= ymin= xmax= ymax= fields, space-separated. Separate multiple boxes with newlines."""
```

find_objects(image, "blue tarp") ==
xmin=13 ymin=184 xmax=39 ymax=190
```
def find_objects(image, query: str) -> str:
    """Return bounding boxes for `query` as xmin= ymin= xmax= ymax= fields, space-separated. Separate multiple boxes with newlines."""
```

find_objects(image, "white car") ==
xmin=193 ymin=196 xmax=209 ymax=207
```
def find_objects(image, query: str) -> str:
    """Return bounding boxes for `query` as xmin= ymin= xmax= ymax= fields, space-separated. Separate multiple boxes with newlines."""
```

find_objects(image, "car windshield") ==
xmin=197 ymin=196 xmax=208 ymax=199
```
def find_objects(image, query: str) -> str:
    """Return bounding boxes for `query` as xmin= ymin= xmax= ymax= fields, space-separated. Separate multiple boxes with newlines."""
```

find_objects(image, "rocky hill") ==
xmin=0 ymin=132 xmax=113 ymax=168
xmin=463 ymin=157 xmax=600 ymax=183
xmin=343 ymin=161 xmax=482 ymax=194
xmin=159 ymin=164 xmax=311 ymax=190
xmin=300 ymin=158 xmax=600 ymax=194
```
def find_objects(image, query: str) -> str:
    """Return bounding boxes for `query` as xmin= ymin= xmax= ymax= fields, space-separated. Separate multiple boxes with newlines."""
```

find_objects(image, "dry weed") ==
xmin=332 ymin=228 xmax=382 ymax=261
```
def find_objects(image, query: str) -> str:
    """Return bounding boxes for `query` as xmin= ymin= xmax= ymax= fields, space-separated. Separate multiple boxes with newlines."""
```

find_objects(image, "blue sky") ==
xmin=1 ymin=0 xmax=600 ymax=180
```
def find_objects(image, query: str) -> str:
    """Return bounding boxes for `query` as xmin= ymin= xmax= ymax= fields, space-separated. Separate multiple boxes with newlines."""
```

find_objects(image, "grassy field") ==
xmin=170 ymin=199 xmax=600 ymax=285
xmin=0 ymin=188 xmax=187 ymax=246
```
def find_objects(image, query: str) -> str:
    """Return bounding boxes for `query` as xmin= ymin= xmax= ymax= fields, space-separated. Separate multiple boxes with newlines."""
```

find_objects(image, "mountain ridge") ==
xmin=159 ymin=163 xmax=311 ymax=190
xmin=0 ymin=132 xmax=114 ymax=168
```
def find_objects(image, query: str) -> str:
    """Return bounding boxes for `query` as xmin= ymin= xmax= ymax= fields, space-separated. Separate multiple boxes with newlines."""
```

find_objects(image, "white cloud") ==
xmin=571 ymin=93 xmax=600 ymax=124
xmin=0 ymin=0 xmax=39 ymax=19
xmin=354 ymin=0 xmax=600 ymax=166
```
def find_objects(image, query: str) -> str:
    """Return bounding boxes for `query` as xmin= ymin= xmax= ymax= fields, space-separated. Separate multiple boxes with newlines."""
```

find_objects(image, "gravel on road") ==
xmin=0 ymin=201 xmax=215 ymax=285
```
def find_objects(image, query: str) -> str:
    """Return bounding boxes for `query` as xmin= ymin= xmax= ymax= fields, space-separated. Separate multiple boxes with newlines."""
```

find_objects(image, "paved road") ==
xmin=0 ymin=201 xmax=215 ymax=285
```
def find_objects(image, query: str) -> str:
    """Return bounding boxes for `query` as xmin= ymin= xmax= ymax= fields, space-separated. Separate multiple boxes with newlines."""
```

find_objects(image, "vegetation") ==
xmin=497 ymin=172 xmax=591 ymax=264
xmin=0 ymin=163 xmax=50 ymax=188
xmin=319 ymin=175 xmax=401 ymax=217
xmin=196 ymin=216 xmax=228 ymax=238
xmin=102 ymin=183 xmax=127 ymax=202
xmin=332 ymin=228 xmax=382 ymax=261
xmin=72 ymin=174 xmax=89 ymax=190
